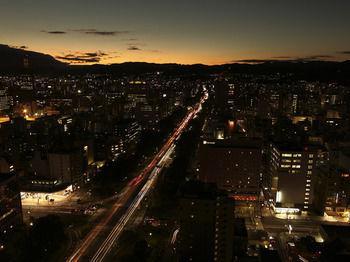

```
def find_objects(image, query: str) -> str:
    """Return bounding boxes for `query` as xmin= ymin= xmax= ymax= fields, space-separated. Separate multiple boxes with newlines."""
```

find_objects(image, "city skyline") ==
xmin=1 ymin=0 xmax=350 ymax=65
xmin=1 ymin=1 xmax=350 ymax=262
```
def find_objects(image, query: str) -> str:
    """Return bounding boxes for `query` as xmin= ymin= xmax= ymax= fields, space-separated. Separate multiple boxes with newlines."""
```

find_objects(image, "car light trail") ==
xmin=68 ymin=94 xmax=206 ymax=262
xmin=91 ymin=145 xmax=175 ymax=262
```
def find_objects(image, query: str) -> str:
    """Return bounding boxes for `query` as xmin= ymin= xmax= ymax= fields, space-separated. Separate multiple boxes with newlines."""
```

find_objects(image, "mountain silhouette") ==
xmin=0 ymin=44 xmax=349 ymax=84
xmin=0 ymin=44 xmax=66 ymax=72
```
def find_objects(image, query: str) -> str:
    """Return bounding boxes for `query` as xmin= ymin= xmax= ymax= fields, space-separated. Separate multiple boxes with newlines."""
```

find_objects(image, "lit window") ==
xmin=281 ymin=164 xmax=291 ymax=168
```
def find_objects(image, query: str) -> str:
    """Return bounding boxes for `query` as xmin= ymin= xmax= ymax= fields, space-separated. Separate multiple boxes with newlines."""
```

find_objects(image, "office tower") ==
xmin=177 ymin=181 xmax=235 ymax=262
xmin=268 ymin=143 xmax=323 ymax=213
xmin=199 ymin=137 xmax=262 ymax=198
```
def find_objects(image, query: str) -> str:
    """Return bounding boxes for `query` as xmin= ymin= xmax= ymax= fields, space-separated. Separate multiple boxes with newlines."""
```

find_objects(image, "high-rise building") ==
xmin=111 ymin=119 xmax=141 ymax=159
xmin=199 ymin=137 xmax=263 ymax=198
xmin=177 ymin=181 xmax=235 ymax=262
xmin=0 ymin=89 xmax=9 ymax=113
xmin=268 ymin=143 xmax=324 ymax=213
xmin=48 ymin=149 xmax=83 ymax=185
xmin=313 ymin=147 xmax=350 ymax=216
xmin=214 ymin=80 xmax=229 ymax=114
xmin=0 ymin=173 xmax=22 ymax=245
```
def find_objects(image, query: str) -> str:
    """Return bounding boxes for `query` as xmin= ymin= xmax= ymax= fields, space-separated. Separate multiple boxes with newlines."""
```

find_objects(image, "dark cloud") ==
xmin=232 ymin=59 xmax=279 ymax=63
xmin=41 ymin=29 xmax=129 ymax=36
xmin=233 ymin=55 xmax=334 ymax=63
xmin=105 ymin=55 xmax=120 ymax=60
xmin=56 ymin=56 xmax=100 ymax=63
xmin=42 ymin=30 xmax=67 ymax=34
xmin=56 ymin=51 xmax=109 ymax=64
xmin=84 ymin=51 xmax=107 ymax=57
xmin=127 ymin=46 xmax=142 ymax=51
xmin=337 ymin=51 xmax=350 ymax=55
xmin=298 ymin=55 xmax=333 ymax=61
xmin=10 ymin=45 xmax=28 ymax=49
xmin=73 ymin=29 xmax=130 ymax=36
xmin=271 ymin=56 xmax=292 ymax=59
xmin=126 ymin=41 xmax=147 ymax=51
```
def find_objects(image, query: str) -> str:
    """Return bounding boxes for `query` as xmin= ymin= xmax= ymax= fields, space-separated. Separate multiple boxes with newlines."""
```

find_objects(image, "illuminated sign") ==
xmin=274 ymin=207 xmax=300 ymax=214
xmin=276 ymin=191 xmax=282 ymax=203
xmin=203 ymin=140 xmax=216 ymax=145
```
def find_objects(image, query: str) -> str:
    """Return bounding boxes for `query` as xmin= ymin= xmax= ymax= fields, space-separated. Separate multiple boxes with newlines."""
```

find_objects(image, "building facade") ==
xmin=268 ymin=143 xmax=323 ymax=213
xmin=199 ymin=138 xmax=262 ymax=198
xmin=177 ymin=181 xmax=235 ymax=262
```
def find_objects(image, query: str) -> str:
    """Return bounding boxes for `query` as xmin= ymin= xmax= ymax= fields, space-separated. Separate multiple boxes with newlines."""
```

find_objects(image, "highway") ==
xmin=67 ymin=94 xmax=207 ymax=262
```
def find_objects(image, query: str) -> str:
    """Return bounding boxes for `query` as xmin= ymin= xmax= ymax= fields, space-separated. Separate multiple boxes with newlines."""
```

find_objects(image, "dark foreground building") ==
xmin=177 ymin=181 xmax=235 ymax=262
xmin=0 ymin=173 xmax=22 ymax=246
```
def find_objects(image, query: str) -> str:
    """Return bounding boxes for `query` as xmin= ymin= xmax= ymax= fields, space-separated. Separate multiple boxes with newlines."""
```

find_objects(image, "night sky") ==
xmin=1 ymin=0 xmax=350 ymax=64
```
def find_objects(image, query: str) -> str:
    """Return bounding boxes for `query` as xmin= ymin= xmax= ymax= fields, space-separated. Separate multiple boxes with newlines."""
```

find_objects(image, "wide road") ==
xmin=67 ymin=94 xmax=207 ymax=262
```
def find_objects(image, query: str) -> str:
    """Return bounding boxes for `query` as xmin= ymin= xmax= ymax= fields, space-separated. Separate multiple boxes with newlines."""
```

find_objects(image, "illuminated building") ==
xmin=199 ymin=138 xmax=262 ymax=198
xmin=291 ymin=94 xmax=298 ymax=114
xmin=268 ymin=143 xmax=324 ymax=213
xmin=0 ymin=88 xmax=9 ymax=113
xmin=57 ymin=116 xmax=73 ymax=133
xmin=20 ymin=178 xmax=73 ymax=203
xmin=126 ymin=81 xmax=170 ymax=127
xmin=27 ymin=148 xmax=84 ymax=193
xmin=112 ymin=119 xmax=141 ymax=159
xmin=313 ymin=147 xmax=350 ymax=216
xmin=135 ymin=102 xmax=160 ymax=127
